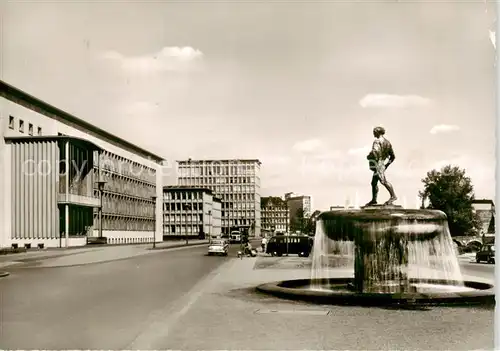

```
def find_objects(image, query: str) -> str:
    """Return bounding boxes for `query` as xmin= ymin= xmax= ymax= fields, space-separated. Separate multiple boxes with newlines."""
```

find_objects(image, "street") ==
xmin=0 ymin=245 xmax=494 ymax=350
xmin=0 ymin=244 xmax=239 ymax=350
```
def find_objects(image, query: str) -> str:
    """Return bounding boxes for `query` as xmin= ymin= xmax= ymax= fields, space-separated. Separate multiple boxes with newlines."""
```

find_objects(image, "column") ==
xmin=65 ymin=141 xmax=70 ymax=247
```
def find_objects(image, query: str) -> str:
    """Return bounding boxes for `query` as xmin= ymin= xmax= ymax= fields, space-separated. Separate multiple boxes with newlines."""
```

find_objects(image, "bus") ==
xmin=230 ymin=230 xmax=242 ymax=243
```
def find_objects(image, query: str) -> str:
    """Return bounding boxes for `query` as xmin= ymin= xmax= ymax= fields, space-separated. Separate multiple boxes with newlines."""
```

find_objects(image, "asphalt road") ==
xmin=459 ymin=260 xmax=495 ymax=281
xmin=0 ymin=243 xmax=241 ymax=350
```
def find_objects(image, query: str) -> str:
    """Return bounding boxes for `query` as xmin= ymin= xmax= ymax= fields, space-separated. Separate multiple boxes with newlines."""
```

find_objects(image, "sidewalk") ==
xmin=0 ymin=239 xmax=209 ymax=269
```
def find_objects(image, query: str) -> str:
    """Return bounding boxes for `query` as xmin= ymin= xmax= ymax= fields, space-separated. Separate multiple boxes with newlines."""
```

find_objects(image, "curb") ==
xmin=148 ymin=242 xmax=209 ymax=251
xmin=9 ymin=241 xmax=211 ymax=269
xmin=0 ymin=271 xmax=10 ymax=278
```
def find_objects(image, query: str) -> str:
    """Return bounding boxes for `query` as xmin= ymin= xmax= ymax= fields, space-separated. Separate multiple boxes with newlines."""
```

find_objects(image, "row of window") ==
xmin=163 ymin=191 xmax=206 ymax=201
xmin=164 ymin=215 xmax=203 ymax=223
xmin=164 ymin=202 xmax=205 ymax=211
xmin=100 ymin=193 xmax=155 ymax=218
xmin=8 ymin=115 xmax=43 ymax=136
xmin=179 ymin=180 xmax=260 ymax=192
xmin=97 ymin=150 xmax=156 ymax=184
xmin=95 ymin=214 xmax=155 ymax=231
xmin=178 ymin=164 xmax=258 ymax=177
xmin=179 ymin=176 xmax=256 ymax=184
xmin=163 ymin=226 xmax=204 ymax=234
xmin=98 ymin=170 xmax=155 ymax=199
xmin=262 ymin=207 xmax=288 ymax=212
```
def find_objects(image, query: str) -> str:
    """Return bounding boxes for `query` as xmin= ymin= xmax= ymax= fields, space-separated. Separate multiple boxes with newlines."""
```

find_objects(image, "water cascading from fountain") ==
xmin=310 ymin=208 xmax=465 ymax=293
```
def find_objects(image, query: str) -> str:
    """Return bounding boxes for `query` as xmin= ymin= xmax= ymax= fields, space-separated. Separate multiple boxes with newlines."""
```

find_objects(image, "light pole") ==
xmin=97 ymin=181 xmax=106 ymax=240
xmin=152 ymin=195 xmax=157 ymax=249
xmin=208 ymin=210 xmax=212 ymax=242
xmin=184 ymin=203 xmax=191 ymax=245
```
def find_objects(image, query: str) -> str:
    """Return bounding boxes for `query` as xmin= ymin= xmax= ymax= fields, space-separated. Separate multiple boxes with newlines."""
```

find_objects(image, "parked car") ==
xmin=208 ymin=239 xmax=229 ymax=256
xmin=476 ymin=244 xmax=495 ymax=264
xmin=266 ymin=235 xmax=313 ymax=257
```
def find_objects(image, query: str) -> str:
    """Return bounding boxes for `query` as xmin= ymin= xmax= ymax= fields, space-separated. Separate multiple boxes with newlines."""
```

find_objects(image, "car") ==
xmin=476 ymin=244 xmax=495 ymax=264
xmin=208 ymin=239 xmax=229 ymax=256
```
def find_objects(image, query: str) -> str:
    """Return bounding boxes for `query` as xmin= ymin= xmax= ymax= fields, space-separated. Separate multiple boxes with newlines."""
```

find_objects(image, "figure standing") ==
xmin=365 ymin=126 xmax=397 ymax=206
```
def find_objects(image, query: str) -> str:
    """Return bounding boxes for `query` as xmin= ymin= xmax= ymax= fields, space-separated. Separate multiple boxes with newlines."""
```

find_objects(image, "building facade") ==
xmin=286 ymin=193 xmax=312 ymax=233
xmin=472 ymin=199 xmax=495 ymax=235
xmin=212 ymin=197 xmax=222 ymax=237
xmin=176 ymin=159 xmax=261 ymax=236
xmin=261 ymin=196 xmax=289 ymax=235
xmin=162 ymin=186 xmax=221 ymax=239
xmin=0 ymin=80 xmax=164 ymax=248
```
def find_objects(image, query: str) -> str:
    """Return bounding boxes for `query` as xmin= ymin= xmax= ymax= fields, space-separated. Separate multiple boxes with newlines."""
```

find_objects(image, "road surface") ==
xmin=0 ymin=244 xmax=238 ymax=350
xmin=0 ymin=245 xmax=493 ymax=350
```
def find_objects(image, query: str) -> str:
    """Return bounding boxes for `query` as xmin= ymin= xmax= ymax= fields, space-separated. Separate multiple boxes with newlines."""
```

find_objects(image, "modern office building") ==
xmin=162 ymin=186 xmax=221 ymax=239
xmin=0 ymin=80 xmax=164 ymax=248
xmin=261 ymin=196 xmax=289 ymax=235
xmin=285 ymin=193 xmax=312 ymax=233
xmin=177 ymin=159 xmax=261 ymax=236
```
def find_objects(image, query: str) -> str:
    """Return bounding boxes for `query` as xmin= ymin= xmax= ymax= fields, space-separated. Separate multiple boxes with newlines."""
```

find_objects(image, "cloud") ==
xmin=292 ymin=138 xmax=323 ymax=153
xmin=99 ymin=46 xmax=204 ymax=73
xmin=347 ymin=145 xmax=370 ymax=156
xmin=429 ymin=124 xmax=460 ymax=134
xmin=359 ymin=94 xmax=431 ymax=108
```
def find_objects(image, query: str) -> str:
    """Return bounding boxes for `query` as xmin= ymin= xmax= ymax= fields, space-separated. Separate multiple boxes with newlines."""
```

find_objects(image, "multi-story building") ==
xmin=162 ymin=186 xmax=221 ymax=239
xmin=472 ymin=199 xmax=495 ymax=236
xmin=0 ymin=80 xmax=164 ymax=248
xmin=285 ymin=193 xmax=312 ymax=233
xmin=177 ymin=159 xmax=261 ymax=237
xmin=261 ymin=196 xmax=289 ymax=235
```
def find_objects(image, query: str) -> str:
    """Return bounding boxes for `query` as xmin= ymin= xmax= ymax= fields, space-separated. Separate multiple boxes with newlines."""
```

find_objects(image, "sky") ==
xmin=1 ymin=1 xmax=496 ymax=210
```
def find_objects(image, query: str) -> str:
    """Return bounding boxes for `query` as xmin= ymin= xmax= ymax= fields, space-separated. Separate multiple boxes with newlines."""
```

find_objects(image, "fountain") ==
xmin=256 ymin=126 xmax=494 ymax=306
xmin=256 ymin=206 xmax=495 ymax=306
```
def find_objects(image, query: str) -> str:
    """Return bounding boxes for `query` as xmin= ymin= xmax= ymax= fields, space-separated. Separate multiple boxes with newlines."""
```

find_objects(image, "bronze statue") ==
xmin=365 ymin=126 xmax=397 ymax=206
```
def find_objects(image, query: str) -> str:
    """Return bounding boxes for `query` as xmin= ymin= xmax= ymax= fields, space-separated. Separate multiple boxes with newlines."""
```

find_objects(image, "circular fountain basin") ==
xmin=256 ymin=278 xmax=495 ymax=306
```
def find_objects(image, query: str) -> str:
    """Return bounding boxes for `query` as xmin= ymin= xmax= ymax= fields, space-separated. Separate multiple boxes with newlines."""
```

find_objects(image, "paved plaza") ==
xmin=0 ymin=244 xmax=494 ymax=350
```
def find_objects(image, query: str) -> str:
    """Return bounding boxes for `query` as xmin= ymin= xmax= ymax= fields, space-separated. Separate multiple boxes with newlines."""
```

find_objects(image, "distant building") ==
xmin=472 ymin=199 xmax=495 ymax=235
xmin=212 ymin=197 xmax=222 ymax=237
xmin=176 ymin=159 xmax=261 ymax=236
xmin=162 ymin=186 xmax=221 ymax=240
xmin=286 ymin=193 xmax=312 ymax=233
xmin=261 ymin=196 xmax=289 ymax=234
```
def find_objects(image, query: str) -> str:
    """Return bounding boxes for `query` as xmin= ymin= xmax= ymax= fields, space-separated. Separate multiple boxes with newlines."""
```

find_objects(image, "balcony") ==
xmin=57 ymin=137 xmax=102 ymax=208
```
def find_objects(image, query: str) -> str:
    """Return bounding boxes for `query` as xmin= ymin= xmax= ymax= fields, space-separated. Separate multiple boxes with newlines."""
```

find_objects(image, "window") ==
xmin=8 ymin=116 xmax=14 ymax=129
xmin=28 ymin=123 xmax=33 ymax=136
xmin=19 ymin=119 xmax=24 ymax=133
xmin=37 ymin=127 xmax=42 ymax=135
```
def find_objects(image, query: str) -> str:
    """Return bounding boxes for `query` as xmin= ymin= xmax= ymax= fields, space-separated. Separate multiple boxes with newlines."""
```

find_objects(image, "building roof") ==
xmin=4 ymin=135 xmax=103 ymax=152
xmin=163 ymin=185 xmax=213 ymax=194
xmin=176 ymin=159 xmax=261 ymax=165
xmin=472 ymin=199 xmax=495 ymax=205
xmin=1 ymin=80 xmax=164 ymax=163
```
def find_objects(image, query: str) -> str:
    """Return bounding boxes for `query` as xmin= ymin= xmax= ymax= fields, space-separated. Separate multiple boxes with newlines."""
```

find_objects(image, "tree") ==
xmin=291 ymin=208 xmax=306 ymax=233
xmin=419 ymin=165 xmax=482 ymax=236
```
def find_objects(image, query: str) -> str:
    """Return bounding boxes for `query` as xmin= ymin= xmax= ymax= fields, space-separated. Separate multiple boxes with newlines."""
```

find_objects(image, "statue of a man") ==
xmin=365 ymin=126 xmax=397 ymax=206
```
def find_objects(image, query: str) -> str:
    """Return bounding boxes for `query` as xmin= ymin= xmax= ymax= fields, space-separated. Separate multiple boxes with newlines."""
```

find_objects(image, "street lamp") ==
xmin=97 ymin=181 xmax=106 ymax=240
xmin=208 ymin=210 xmax=212 ymax=243
xmin=152 ymin=195 xmax=157 ymax=249
xmin=183 ymin=203 xmax=191 ymax=245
